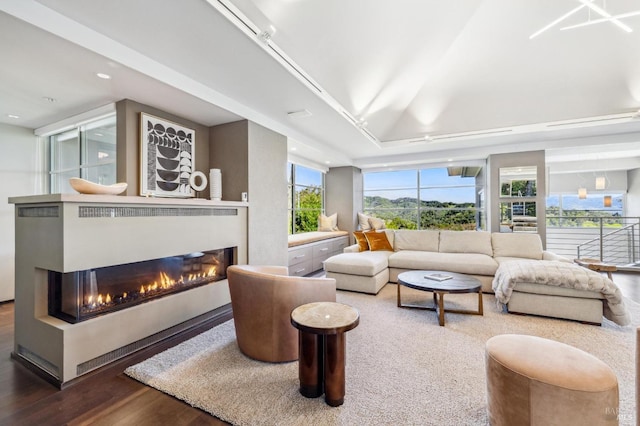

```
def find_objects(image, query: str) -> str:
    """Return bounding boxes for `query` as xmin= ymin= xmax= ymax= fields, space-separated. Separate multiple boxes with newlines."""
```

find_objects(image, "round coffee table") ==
xmin=397 ymin=270 xmax=483 ymax=326
xmin=290 ymin=302 xmax=359 ymax=407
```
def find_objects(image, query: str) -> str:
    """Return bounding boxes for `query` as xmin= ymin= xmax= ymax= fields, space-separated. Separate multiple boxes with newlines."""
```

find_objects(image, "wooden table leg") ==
xmin=436 ymin=292 xmax=445 ymax=326
xmin=324 ymin=332 xmax=346 ymax=406
xmin=478 ymin=290 xmax=484 ymax=315
xmin=298 ymin=331 xmax=323 ymax=398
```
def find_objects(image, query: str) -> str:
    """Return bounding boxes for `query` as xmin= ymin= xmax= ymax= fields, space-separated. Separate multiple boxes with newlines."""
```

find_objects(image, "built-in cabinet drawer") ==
xmin=332 ymin=236 xmax=349 ymax=253
xmin=288 ymin=246 xmax=312 ymax=266
xmin=312 ymin=241 xmax=333 ymax=258
xmin=288 ymin=259 xmax=313 ymax=277
xmin=287 ymin=235 xmax=351 ymax=276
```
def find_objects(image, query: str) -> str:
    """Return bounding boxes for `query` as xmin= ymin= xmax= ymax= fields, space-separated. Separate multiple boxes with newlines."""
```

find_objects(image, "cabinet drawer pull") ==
xmin=293 ymin=254 xmax=306 ymax=259
xmin=294 ymin=268 xmax=306 ymax=274
xmin=319 ymin=247 xmax=329 ymax=252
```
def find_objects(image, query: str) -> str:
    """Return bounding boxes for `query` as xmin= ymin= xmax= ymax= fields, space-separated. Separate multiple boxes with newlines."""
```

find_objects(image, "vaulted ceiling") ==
xmin=1 ymin=0 xmax=640 ymax=172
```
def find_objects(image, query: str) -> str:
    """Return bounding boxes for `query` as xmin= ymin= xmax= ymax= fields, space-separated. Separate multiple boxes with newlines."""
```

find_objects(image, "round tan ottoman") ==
xmin=485 ymin=334 xmax=619 ymax=426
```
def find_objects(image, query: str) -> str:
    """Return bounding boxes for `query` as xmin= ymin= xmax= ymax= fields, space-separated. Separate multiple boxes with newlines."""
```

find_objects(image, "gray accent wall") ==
xmin=116 ymin=99 xmax=211 ymax=196
xmin=210 ymin=120 xmax=288 ymax=266
xmin=326 ymin=166 xmax=362 ymax=243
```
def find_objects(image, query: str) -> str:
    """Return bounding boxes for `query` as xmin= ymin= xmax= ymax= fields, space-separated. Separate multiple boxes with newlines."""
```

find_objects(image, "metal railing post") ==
xmin=599 ymin=217 xmax=604 ymax=261
xmin=631 ymin=219 xmax=640 ymax=265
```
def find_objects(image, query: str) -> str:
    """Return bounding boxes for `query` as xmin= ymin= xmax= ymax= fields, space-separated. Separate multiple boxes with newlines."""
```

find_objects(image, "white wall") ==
xmin=549 ymin=170 xmax=627 ymax=193
xmin=628 ymin=168 xmax=640 ymax=217
xmin=0 ymin=123 xmax=41 ymax=301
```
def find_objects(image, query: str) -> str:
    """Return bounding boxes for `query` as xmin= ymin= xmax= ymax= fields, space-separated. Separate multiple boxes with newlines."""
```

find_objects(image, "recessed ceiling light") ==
xmin=447 ymin=159 xmax=453 ymax=162
xmin=7 ymin=114 xmax=20 ymax=119
xmin=325 ymin=161 xmax=331 ymax=164
xmin=96 ymin=72 xmax=111 ymax=79
xmin=290 ymin=147 xmax=297 ymax=151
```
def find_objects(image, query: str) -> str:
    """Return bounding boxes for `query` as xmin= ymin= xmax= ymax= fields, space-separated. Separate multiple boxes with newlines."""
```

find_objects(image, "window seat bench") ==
xmin=287 ymin=231 xmax=349 ymax=277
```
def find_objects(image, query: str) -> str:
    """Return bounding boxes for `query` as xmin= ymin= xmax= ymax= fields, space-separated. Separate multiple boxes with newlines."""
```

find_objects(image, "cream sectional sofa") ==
xmin=323 ymin=230 xmax=611 ymax=324
xmin=324 ymin=229 xmax=566 ymax=294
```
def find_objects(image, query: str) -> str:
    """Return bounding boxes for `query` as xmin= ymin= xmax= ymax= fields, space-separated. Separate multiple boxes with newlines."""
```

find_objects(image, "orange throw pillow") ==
xmin=353 ymin=231 xmax=369 ymax=252
xmin=364 ymin=231 xmax=393 ymax=251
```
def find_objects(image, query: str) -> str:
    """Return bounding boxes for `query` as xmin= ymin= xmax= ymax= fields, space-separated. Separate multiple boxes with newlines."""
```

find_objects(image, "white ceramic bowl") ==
xmin=69 ymin=177 xmax=128 ymax=195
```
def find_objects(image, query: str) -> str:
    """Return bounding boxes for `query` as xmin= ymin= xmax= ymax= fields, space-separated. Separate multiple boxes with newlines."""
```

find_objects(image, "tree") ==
xmin=294 ymin=186 xmax=322 ymax=233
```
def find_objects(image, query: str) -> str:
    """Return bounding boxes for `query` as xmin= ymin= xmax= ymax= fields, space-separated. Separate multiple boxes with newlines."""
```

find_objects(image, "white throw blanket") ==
xmin=492 ymin=259 xmax=630 ymax=326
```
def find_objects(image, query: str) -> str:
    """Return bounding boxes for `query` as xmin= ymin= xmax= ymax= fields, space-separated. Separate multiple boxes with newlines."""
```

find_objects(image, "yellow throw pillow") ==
xmin=364 ymin=231 xmax=393 ymax=251
xmin=318 ymin=213 xmax=338 ymax=231
xmin=353 ymin=231 xmax=369 ymax=252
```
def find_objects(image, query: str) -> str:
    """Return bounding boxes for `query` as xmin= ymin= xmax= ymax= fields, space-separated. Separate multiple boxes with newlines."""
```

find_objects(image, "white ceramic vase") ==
xmin=209 ymin=168 xmax=222 ymax=201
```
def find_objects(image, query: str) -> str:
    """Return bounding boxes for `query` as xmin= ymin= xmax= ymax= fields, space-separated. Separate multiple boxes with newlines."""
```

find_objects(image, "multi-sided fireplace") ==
xmin=49 ymin=247 xmax=235 ymax=323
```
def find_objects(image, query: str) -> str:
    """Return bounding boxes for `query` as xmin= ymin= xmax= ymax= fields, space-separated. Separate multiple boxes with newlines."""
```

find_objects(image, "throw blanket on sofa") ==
xmin=493 ymin=259 xmax=630 ymax=326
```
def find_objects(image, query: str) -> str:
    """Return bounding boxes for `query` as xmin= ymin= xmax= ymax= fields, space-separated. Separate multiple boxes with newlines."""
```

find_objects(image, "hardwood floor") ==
xmin=1 ymin=271 xmax=639 ymax=425
xmin=0 ymin=301 xmax=231 ymax=426
xmin=613 ymin=271 xmax=640 ymax=304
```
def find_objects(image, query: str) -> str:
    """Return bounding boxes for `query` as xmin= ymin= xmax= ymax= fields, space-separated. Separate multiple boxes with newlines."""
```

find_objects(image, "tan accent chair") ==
xmin=227 ymin=265 xmax=336 ymax=363
xmin=486 ymin=334 xmax=619 ymax=425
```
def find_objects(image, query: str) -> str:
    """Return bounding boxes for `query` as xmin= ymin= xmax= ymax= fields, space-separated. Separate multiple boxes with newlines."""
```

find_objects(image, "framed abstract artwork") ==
xmin=140 ymin=113 xmax=195 ymax=198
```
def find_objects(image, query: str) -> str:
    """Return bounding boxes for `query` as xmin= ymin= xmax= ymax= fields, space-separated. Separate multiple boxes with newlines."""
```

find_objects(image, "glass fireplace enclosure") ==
xmin=48 ymin=247 xmax=235 ymax=323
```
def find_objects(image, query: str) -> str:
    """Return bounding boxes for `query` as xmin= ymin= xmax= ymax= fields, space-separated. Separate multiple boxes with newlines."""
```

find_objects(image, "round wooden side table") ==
xmin=574 ymin=258 xmax=617 ymax=280
xmin=290 ymin=302 xmax=359 ymax=407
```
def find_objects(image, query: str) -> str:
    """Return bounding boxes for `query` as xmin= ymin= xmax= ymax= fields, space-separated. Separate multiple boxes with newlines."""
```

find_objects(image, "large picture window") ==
xmin=49 ymin=114 xmax=117 ymax=193
xmin=288 ymin=163 xmax=325 ymax=234
xmin=546 ymin=193 xmax=624 ymax=227
xmin=363 ymin=165 xmax=485 ymax=230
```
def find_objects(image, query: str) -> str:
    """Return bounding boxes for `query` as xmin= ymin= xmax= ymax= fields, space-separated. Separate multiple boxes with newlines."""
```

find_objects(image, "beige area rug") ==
xmin=126 ymin=284 xmax=640 ymax=425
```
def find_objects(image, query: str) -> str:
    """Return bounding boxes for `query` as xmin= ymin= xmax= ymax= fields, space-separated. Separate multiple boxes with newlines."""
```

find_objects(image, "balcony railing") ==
xmin=546 ymin=216 xmax=640 ymax=269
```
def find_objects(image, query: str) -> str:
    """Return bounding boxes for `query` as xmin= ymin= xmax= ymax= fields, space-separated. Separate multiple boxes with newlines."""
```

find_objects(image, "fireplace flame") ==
xmin=79 ymin=254 xmax=226 ymax=317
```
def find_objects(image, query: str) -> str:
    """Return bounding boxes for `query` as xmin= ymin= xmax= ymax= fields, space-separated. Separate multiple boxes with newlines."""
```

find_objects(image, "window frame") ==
xmin=546 ymin=192 xmax=625 ymax=228
xmin=363 ymin=165 xmax=485 ymax=230
xmin=288 ymin=163 xmax=325 ymax=234
xmin=47 ymin=113 xmax=117 ymax=194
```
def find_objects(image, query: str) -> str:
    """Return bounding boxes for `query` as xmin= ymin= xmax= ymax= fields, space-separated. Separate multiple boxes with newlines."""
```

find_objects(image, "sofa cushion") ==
xmin=318 ymin=213 xmax=338 ymax=231
xmin=324 ymin=251 xmax=391 ymax=276
xmin=492 ymin=232 xmax=543 ymax=260
xmin=388 ymin=251 xmax=498 ymax=276
xmin=384 ymin=229 xmax=395 ymax=249
xmin=368 ymin=216 xmax=386 ymax=230
xmin=394 ymin=229 xmax=439 ymax=252
xmin=365 ymin=230 xmax=393 ymax=251
xmin=357 ymin=212 xmax=372 ymax=231
xmin=439 ymin=231 xmax=493 ymax=257
xmin=353 ymin=231 xmax=369 ymax=251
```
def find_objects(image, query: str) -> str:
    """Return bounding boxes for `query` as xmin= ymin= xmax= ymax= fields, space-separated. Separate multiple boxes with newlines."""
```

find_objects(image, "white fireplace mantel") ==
xmin=10 ymin=194 xmax=248 ymax=386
